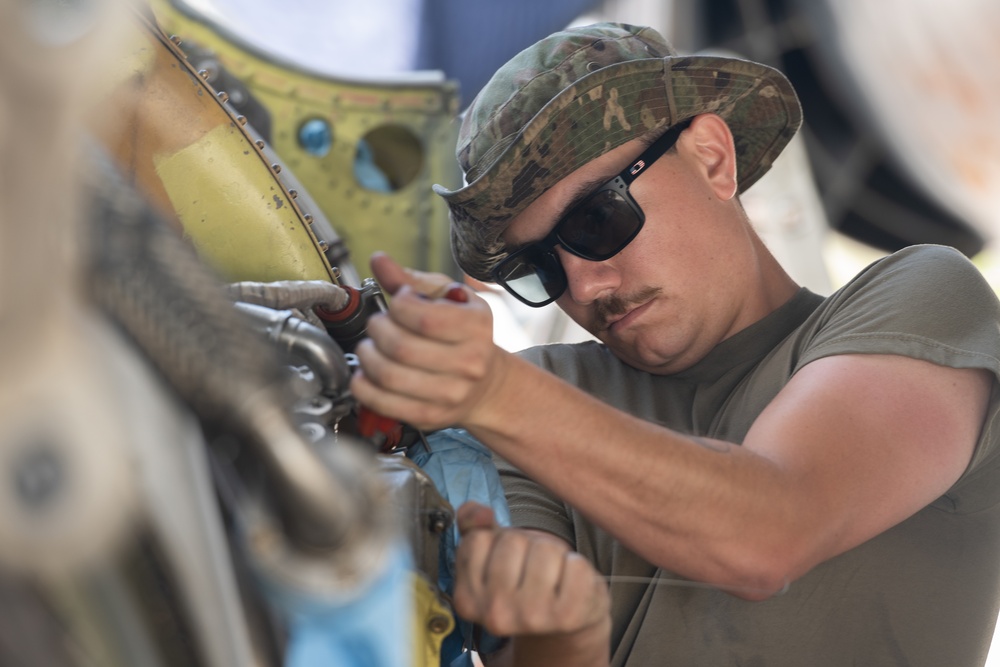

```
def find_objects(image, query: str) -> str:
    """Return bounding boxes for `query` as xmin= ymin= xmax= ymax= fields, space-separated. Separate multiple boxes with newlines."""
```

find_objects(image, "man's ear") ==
xmin=682 ymin=114 xmax=738 ymax=201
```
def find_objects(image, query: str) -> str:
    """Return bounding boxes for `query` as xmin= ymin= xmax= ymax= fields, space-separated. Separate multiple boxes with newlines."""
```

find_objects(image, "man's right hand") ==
xmin=350 ymin=253 xmax=507 ymax=432
xmin=453 ymin=502 xmax=611 ymax=667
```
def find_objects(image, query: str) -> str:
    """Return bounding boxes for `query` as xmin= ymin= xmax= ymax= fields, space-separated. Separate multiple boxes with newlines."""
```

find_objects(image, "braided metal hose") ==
xmin=82 ymin=151 xmax=378 ymax=555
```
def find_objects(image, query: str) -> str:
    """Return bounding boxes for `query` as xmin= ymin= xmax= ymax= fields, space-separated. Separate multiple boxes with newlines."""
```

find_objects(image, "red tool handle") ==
xmin=442 ymin=283 xmax=469 ymax=303
xmin=357 ymin=405 xmax=404 ymax=452
xmin=354 ymin=282 xmax=467 ymax=452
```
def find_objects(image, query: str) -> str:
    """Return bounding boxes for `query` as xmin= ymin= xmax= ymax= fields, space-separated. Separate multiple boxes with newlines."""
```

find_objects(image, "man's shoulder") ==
xmin=795 ymin=244 xmax=1000 ymax=373
xmin=821 ymin=244 xmax=994 ymax=315
xmin=851 ymin=244 xmax=981 ymax=286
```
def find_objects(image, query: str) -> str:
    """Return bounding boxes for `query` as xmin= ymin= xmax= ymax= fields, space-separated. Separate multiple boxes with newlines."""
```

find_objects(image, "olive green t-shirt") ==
xmin=500 ymin=245 xmax=1000 ymax=666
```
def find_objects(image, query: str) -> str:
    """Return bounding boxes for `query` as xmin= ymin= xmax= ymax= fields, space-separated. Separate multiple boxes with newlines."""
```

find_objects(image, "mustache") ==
xmin=594 ymin=286 xmax=661 ymax=328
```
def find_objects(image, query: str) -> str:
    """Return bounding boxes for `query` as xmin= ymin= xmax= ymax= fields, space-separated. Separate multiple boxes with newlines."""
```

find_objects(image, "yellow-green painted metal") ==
xmin=411 ymin=572 xmax=456 ymax=667
xmin=94 ymin=10 xmax=342 ymax=285
xmin=148 ymin=0 xmax=464 ymax=281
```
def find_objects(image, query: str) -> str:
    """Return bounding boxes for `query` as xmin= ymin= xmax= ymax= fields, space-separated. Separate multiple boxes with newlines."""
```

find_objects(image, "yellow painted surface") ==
xmin=147 ymin=0 xmax=463 ymax=280
xmin=92 ymin=10 xmax=338 ymax=284
xmin=154 ymin=123 xmax=332 ymax=282
xmin=411 ymin=572 xmax=456 ymax=667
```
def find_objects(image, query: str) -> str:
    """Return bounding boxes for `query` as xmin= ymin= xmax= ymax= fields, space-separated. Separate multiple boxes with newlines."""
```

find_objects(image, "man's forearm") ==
xmin=464 ymin=353 xmax=792 ymax=594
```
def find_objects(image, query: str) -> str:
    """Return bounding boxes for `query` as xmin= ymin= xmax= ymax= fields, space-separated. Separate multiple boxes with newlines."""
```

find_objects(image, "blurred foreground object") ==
xmin=146 ymin=0 xmax=464 ymax=280
xmin=0 ymin=0 xmax=455 ymax=665
xmin=0 ymin=0 xmax=267 ymax=662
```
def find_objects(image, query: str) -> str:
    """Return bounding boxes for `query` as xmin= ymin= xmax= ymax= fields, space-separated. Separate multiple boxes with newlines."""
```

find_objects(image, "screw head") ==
xmin=427 ymin=614 xmax=451 ymax=635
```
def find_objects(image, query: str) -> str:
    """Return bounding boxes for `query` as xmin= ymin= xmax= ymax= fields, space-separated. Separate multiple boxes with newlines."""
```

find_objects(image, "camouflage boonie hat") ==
xmin=432 ymin=22 xmax=802 ymax=282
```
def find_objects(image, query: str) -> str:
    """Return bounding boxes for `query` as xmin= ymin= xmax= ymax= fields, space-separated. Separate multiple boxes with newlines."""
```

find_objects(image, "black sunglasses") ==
xmin=491 ymin=118 xmax=693 ymax=307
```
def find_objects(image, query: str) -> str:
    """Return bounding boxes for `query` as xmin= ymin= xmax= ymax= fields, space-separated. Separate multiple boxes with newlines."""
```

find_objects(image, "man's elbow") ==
xmin=712 ymin=543 xmax=806 ymax=601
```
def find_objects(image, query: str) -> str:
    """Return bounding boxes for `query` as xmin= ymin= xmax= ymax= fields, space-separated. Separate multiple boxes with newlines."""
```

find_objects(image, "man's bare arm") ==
xmin=351 ymin=255 xmax=992 ymax=595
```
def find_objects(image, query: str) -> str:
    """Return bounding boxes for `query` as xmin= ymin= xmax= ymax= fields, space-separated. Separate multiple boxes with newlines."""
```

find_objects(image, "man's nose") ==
xmin=556 ymin=246 xmax=620 ymax=305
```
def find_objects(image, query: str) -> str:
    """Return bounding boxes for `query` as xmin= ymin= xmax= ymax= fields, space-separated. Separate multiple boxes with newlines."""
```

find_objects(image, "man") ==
xmin=351 ymin=23 xmax=1000 ymax=666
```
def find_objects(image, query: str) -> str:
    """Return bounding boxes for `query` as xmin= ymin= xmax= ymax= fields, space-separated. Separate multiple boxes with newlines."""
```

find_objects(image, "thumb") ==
xmin=456 ymin=501 xmax=498 ymax=537
xmin=370 ymin=251 xmax=456 ymax=298
xmin=369 ymin=251 xmax=412 ymax=296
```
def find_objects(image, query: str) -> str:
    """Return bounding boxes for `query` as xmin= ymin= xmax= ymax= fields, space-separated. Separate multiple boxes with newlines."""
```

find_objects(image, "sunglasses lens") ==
xmin=493 ymin=179 xmax=644 ymax=306
xmin=558 ymin=189 xmax=642 ymax=259
xmin=494 ymin=246 xmax=567 ymax=306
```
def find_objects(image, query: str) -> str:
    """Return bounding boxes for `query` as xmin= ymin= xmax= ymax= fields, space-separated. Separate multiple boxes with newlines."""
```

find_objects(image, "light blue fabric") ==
xmin=409 ymin=428 xmax=511 ymax=663
xmin=255 ymin=540 xmax=414 ymax=667
xmin=354 ymin=139 xmax=393 ymax=192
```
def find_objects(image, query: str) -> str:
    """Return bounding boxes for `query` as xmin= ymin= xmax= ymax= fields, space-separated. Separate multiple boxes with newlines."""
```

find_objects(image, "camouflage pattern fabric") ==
xmin=432 ymin=23 xmax=802 ymax=282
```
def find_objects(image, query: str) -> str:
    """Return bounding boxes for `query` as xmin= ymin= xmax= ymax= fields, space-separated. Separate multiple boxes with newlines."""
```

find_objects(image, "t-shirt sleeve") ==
xmin=796 ymin=245 xmax=1000 ymax=376
xmin=795 ymin=244 xmax=1000 ymax=508
xmin=494 ymin=452 xmax=576 ymax=546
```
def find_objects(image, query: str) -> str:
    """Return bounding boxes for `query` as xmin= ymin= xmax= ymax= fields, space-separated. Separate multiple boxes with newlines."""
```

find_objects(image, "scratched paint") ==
xmin=153 ymin=123 xmax=332 ymax=283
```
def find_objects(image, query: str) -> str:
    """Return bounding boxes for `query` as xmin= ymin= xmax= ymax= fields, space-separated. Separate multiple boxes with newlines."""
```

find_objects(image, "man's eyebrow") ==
xmin=551 ymin=172 xmax=614 ymax=221
xmin=507 ymin=169 xmax=618 ymax=249
xmin=554 ymin=133 xmax=661 ymax=220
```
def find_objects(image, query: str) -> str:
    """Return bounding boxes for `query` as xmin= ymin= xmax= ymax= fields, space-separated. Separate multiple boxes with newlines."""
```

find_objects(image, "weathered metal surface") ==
xmin=147 ymin=0 xmax=463 ymax=280
xmin=93 ymin=10 xmax=346 ymax=284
